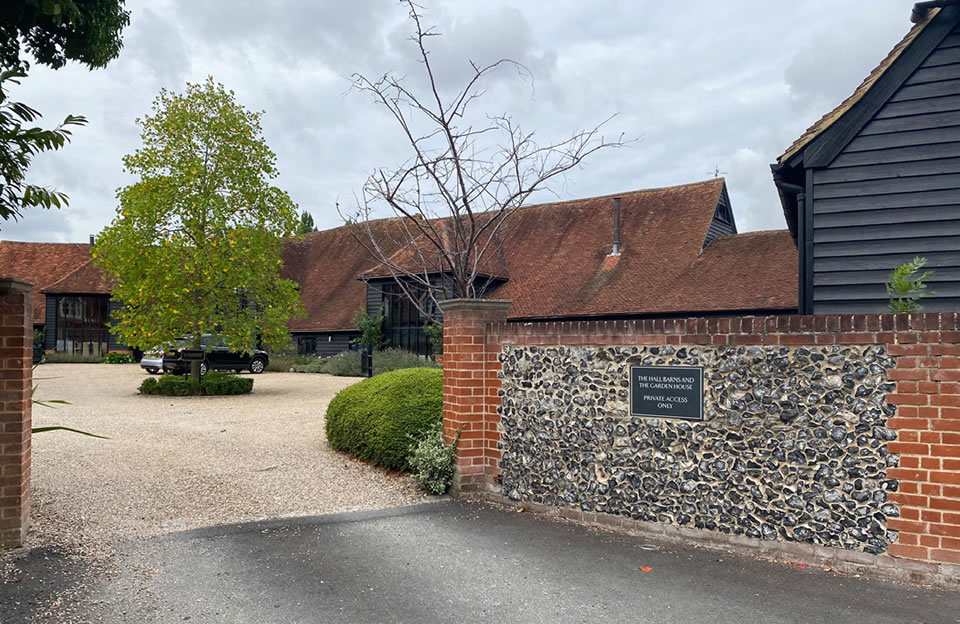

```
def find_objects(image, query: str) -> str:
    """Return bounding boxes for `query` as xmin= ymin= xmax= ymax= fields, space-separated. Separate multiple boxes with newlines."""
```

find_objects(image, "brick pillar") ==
xmin=439 ymin=298 xmax=510 ymax=495
xmin=0 ymin=278 xmax=32 ymax=549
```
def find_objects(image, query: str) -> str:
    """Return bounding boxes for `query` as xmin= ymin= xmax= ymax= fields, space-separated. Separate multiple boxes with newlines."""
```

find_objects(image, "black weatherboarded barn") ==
xmin=773 ymin=1 xmax=960 ymax=314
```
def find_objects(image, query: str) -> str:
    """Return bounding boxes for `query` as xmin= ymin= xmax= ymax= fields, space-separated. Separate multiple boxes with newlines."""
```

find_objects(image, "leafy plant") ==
xmin=0 ymin=68 xmax=87 ymax=223
xmin=102 ymin=352 xmax=135 ymax=364
xmin=92 ymin=78 xmax=304 ymax=384
xmin=292 ymin=358 xmax=329 ymax=373
xmin=408 ymin=422 xmax=459 ymax=494
xmin=317 ymin=348 xmax=439 ymax=377
xmin=352 ymin=306 xmax=387 ymax=351
xmin=325 ymin=367 xmax=442 ymax=471
xmin=886 ymin=257 xmax=935 ymax=313
xmin=423 ymin=321 xmax=443 ymax=353
xmin=320 ymin=350 xmax=362 ymax=376
xmin=139 ymin=371 xmax=253 ymax=396
xmin=44 ymin=352 xmax=102 ymax=363
xmin=31 ymin=363 xmax=107 ymax=438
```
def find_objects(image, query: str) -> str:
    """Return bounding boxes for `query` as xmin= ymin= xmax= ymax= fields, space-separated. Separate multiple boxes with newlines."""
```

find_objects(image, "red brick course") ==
xmin=0 ymin=278 xmax=32 ymax=549
xmin=440 ymin=306 xmax=960 ymax=568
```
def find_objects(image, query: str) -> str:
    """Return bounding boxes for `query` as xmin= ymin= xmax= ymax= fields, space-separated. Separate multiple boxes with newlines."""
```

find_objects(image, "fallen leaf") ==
xmin=639 ymin=566 xmax=653 ymax=573
xmin=792 ymin=564 xmax=807 ymax=569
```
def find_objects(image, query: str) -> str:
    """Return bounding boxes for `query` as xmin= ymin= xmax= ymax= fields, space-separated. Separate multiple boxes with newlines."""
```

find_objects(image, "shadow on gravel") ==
xmin=1 ymin=546 xmax=87 ymax=622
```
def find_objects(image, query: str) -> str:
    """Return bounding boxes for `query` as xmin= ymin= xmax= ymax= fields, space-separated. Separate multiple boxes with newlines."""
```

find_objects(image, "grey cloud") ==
xmin=0 ymin=0 xmax=921 ymax=245
xmin=785 ymin=1 xmax=905 ymax=117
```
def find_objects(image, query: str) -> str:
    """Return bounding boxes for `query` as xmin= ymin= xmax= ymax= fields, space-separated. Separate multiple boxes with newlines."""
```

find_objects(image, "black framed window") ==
xmin=382 ymin=282 xmax=431 ymax=355
xmin=55 ymin=295 xmax=110 ymax=357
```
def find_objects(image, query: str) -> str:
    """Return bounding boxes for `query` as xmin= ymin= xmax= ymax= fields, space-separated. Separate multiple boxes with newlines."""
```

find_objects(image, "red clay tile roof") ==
xmin=361 ymin=217 xmax=510 ymax=281
xmin=42 ymin=259 xmax=114 ymax=294
xmin=0 ymin=241 xmax=93 ymax=324
xmin=778 ymin=9 xmax=938 ymax=163
xmin=282 ymin=219 xmax=407 ymax=332
xmin=488 ymin=178 xmax=789 ymax=319
xmin=665 ymin=230 xmax=798 ymax=314
xmin=1 ymin=179 xmax=798 ymax=332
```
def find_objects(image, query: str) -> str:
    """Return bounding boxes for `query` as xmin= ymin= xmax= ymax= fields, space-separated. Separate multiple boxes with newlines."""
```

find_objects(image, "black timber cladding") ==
xmin=702 ymin=184 xmax=737 ymax=248
xmin=808 ymin=16 xmax=960 ymax=313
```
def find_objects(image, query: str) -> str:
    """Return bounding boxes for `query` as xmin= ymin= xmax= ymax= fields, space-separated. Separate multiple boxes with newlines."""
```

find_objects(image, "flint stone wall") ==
xmin=498 ymin=343 xmax=901 ymax=554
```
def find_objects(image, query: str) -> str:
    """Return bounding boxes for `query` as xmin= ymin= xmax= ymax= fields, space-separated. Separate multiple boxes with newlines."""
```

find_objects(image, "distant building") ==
xmin=1 ymin=178 xmax=797 ymax=357
xmin=773 ymin=1 xmax=960 ymax=314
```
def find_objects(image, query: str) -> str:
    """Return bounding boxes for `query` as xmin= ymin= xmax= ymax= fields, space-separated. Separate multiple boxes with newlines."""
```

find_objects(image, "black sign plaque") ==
xmin=180 ymin=349 xmax=205 ymax=362
xmin=630 ymin=366 xmax=703 ymax=420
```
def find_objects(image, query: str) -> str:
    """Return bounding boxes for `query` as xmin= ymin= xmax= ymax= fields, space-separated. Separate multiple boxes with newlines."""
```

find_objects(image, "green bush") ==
xmin=321 ymin=350 xmax=361 ymax=376
xmin=103 ymin=352 xmax=136 ymax=364
xmin=45 ymin=353 xmax=103 ymax=363
xmin=267 ymin=354 xmax=316 ymax=372
xmin=373 ymin=348 xmax=439 ymax=375
xmin=318 ymin=348 xmax=439 ymax=377
xmin=139 ymin=372 xmax=253 ymax=396
xmin=325 ymin=367 xmax=442 ymax=471
xmin=408 ymin=422 xmax=458 ymax=494
xmin=292 ymin=358 xmax=328 ymax=373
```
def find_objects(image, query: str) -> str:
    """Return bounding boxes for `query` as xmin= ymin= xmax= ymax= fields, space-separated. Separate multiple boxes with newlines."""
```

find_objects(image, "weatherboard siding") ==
xmin=810 ymin=22 xmax=960 ymax=314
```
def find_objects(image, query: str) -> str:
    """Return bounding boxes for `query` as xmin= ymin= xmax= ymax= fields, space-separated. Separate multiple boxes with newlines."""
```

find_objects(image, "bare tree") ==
xmin=343 ymin=0 xmax=624 ymax=318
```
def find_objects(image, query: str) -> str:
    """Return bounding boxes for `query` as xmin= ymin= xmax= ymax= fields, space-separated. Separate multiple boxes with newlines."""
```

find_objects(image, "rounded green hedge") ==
xmin=325 ymin=367 xmax=442 ymax=472
xmin=139 ymin=372 xmax=253 ymax=396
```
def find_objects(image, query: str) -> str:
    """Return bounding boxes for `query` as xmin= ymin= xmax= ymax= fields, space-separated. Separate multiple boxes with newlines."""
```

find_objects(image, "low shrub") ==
xmin=373 ymin=348 xmax=439 ymax=376
xmin=266 ymin=354 xmax=316 ymax=372
xmin=408 ymin=422 xmax=458 ymax=494
xmin=44 ymin=353 xmax=103 ymax=363
xmin=320 ymin=350 xmax=361 ymax=376
xmin=318 ymin=348 xmax=439 ymax=377
xmin=139 ymin=372 xmax=253 ymax=396
xmin=103 ymin=352 xmax=136 ymax=364
xmin=325 ymin=367 xmax=442 ymax=472
xmin=292 ymin=358 xmax=328 ymax=373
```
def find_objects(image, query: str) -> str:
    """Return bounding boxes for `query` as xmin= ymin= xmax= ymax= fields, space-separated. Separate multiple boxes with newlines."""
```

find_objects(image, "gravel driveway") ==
xmin=25 ymin=364 xmax=428 ymax=550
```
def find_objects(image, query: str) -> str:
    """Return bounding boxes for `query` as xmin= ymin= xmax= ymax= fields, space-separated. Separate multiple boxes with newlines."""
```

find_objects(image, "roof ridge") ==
xmin=0 ymin=240 xmax=91 ymax=246
xmin=518 ymin=178 xmax=725 ymax=212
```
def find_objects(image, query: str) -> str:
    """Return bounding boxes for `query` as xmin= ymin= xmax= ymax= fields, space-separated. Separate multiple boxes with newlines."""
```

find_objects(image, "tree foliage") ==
xmin=93 ymin=78 xmax=304 ymax=366
xmin=296 ymin=209 xmax=317 ymax=235
xmin=344 ymin=0 xmax=623 ymax=317
xmin=0 ymin=0 xmax=129 ymax=225
xmin=886 ymin=256 xmax=935 ymax=313
xmin=0 ymin=0 xmax=130 ymax=71
xmin=352 ymin=306 xmax=387 ymax=351
xmin=0 ymin=68 xmax=86 ymax=222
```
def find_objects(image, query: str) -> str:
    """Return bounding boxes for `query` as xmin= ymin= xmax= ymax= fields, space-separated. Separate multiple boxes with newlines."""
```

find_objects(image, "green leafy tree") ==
xmin=352 ymin=306 xmax=387 ymax=351
xmin=93 ymin=78 xmax=304 ymax=384
xmin=0 ymin=0 xmax=130 ymax=224
xmin=0 ymin=0 xmax=130 ymax=71
xmin=886 ymin=256 xmax=935 ymax=313
xmin=0 ymin=69 xmax=86 ymax=222
xmin=296 ymin=209 xmax=317 ymax=235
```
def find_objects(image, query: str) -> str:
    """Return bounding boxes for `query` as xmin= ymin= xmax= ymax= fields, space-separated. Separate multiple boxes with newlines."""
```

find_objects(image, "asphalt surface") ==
xmin=11 ymin=500 xmax=948 ymax=624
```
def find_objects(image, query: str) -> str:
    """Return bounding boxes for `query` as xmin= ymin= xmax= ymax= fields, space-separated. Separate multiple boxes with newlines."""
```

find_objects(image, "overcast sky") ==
xmin=2 ymin=0 xmax=914 ymax=242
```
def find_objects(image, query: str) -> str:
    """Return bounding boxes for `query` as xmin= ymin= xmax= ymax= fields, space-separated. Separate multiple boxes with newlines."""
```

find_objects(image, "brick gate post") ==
xmin=439 ymin=299 xmax=510 ymax=495
xmin=0 ymin=278 xmax=32 ymax=549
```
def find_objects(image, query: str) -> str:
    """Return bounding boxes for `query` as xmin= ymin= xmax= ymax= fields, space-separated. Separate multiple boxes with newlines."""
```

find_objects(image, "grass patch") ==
xmin=139 ymin=372 xmax=253 ymax=396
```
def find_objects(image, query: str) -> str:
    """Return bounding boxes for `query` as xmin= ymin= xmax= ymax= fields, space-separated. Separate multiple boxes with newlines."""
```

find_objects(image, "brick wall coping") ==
xmin=487 ymin=312 xmax=960 ymax=341
xmin=440 ymin=298 xmax=512 ymax=312
xmin=0 ymin=278 xmax=34 ymax=293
